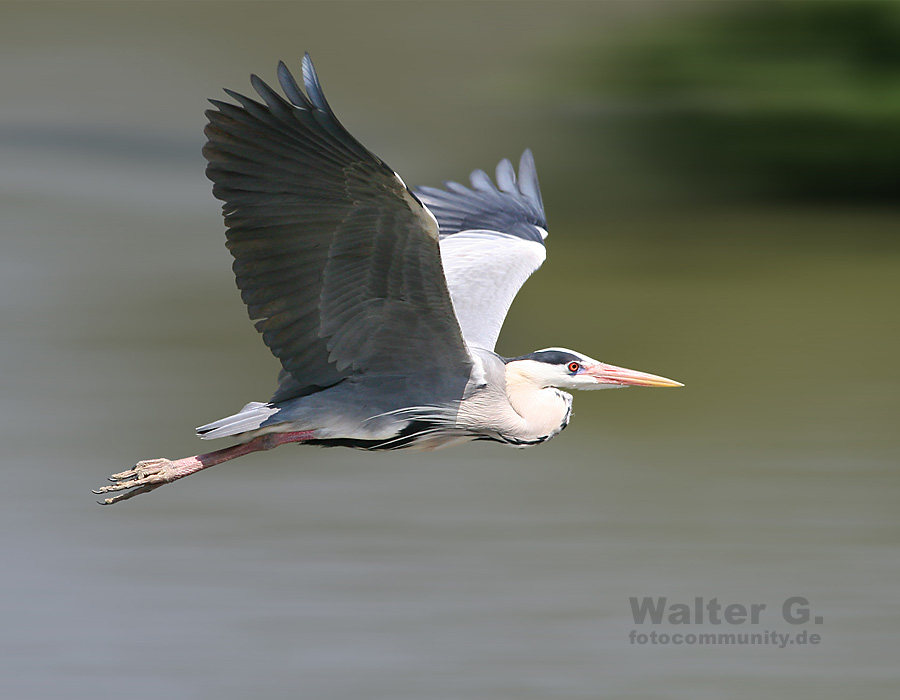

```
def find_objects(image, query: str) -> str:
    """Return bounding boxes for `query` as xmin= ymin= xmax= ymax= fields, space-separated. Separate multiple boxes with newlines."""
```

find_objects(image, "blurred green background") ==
xmin=2 ymin=2 xmax=898 ymax=699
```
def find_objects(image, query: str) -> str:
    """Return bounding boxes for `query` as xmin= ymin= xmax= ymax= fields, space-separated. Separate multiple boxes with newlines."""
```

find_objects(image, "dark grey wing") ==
xmin=414 ymin=149 xmax=547 ymax=242
xmin=204 ymin=55 xmax=472 ymax=403
xmin=413 ymin=152 xmax=548 ymax=351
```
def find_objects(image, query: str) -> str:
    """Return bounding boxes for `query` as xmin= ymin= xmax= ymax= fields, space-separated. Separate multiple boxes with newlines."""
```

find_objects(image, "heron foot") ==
xmin=93 ymin=458 xmax=181 ymax=505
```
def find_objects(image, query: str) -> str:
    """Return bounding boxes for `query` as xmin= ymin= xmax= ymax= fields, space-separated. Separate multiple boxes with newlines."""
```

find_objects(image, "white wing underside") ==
xmin=439 ymin=230 xmax=546 ymax=352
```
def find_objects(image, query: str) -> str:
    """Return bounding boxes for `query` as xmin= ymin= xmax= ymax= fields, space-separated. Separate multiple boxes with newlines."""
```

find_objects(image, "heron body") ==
xmin=95 ymin=55 xmax=681 ymax=504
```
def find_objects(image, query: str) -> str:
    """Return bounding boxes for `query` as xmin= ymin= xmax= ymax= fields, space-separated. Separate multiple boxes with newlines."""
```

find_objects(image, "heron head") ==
xmin=506 ymin=348 xmax=683 ymax=391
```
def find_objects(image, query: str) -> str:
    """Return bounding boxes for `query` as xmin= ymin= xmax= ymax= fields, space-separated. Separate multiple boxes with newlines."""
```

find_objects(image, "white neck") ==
xmin=503 ymin=362 xmax=573 ymax=444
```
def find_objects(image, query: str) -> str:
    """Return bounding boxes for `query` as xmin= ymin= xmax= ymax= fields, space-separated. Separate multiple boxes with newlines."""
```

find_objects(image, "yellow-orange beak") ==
xmin=586 ymin=362 xmax=684 ymax=388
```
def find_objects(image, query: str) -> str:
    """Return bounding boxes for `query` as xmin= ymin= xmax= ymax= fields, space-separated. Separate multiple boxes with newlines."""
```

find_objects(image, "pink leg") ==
xmin=94 ymin=431 xmax=314 ymax=505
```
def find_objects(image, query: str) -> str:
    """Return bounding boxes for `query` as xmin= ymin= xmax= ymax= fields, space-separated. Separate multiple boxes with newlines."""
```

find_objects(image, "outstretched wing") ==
xmin=204 ymin=55 xmax=472 ymax=403
xmin=414 ymin=150 xmax=548 ymax=352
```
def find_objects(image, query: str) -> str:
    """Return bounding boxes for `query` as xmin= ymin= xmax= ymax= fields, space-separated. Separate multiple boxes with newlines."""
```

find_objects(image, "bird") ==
xmin=94 ymin=54 xmax=682 ymax=505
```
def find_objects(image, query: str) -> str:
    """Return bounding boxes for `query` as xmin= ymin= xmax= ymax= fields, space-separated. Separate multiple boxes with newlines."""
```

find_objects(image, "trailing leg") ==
xmin=94 ymin=431 xmax=314 ymax=505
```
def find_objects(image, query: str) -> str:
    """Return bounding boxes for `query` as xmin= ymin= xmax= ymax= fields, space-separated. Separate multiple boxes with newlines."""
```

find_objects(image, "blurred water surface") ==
xmin=2 ymin=3 xmax=899 ymax=699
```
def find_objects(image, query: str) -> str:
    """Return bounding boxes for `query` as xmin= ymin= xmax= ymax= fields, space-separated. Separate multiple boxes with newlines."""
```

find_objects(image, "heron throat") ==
xmin=502 ymin=362 xmax=573 ymax=445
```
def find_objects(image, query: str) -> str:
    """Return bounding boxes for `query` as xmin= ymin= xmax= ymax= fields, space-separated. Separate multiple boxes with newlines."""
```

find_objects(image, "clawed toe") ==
xmin=95 ymin=481 xmax=169 ymax=505
xmin=93 ymin=458 xmax=175 ymax=505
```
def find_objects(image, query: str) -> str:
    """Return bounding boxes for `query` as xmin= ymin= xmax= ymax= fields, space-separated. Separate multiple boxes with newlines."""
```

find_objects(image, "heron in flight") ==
xmin=95 ymin=54 xmax=682 ymax=505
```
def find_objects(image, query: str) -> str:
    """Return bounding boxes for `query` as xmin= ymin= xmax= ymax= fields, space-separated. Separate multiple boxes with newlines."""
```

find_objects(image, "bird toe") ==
xmin=93 ymin=458 xmax=176 ymax=504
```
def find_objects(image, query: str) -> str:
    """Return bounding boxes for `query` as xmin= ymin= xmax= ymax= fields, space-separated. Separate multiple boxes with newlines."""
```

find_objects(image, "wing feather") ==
xmin=414 ymin=150 xmax=549 ymax=351
xmin=204 ymin=55 xmax=472 ymax=403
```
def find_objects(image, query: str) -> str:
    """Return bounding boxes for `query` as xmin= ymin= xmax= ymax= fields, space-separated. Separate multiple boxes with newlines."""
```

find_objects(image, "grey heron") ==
xmin=94 ymin=54 xmax=682 ymax=505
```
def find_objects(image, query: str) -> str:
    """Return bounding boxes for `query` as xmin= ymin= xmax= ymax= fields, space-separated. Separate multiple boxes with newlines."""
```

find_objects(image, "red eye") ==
xmin=567 ymin=361 xmax=581 ymax=373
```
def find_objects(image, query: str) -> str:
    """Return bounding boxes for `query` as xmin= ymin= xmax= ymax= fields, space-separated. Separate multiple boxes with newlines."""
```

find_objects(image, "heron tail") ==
xmin=195 ymin=401 xmax=279 ymax=440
